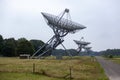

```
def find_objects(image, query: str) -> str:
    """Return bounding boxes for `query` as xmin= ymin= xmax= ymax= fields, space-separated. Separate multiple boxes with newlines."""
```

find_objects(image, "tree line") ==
xmin=1 ymin=34 xmax=120 ymax=57
xmin=0 ymin=35 xmax=44 ymax=57
xmin=100 ymin=49 xmax=120 ymax=57
xmin=0 ymin=34 xmax=87 ymax=57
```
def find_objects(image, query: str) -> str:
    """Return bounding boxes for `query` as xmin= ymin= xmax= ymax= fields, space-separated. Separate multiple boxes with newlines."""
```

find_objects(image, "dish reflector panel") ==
xmin=74 ymin=40 xmax=90 ymax=45
xmin=41 ymin=12 xmax=86 ymax=32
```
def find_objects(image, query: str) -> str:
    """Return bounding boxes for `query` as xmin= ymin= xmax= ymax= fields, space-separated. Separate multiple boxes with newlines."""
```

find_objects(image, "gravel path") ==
xmin=96 ymin=56 xmax=120 ymax=80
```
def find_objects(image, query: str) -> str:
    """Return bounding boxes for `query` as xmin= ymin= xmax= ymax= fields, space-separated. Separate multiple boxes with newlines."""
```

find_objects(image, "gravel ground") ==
xmin=96 ymin=56 xmax=120 ymax=80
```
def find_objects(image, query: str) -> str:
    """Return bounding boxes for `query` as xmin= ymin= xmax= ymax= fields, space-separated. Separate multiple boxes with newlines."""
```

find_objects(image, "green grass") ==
xmin=0 ymin=56 xmax=108 ymax=80
xmin=0 ymin=72 xmax=63 ymax=80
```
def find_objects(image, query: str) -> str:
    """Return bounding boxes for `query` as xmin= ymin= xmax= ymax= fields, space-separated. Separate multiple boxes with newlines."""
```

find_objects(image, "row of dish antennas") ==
xmin=31 ymin=8 xmax=91 ymax=59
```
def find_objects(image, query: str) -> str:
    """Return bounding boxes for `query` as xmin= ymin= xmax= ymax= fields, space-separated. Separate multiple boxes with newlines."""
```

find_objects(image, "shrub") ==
xmin=108 ymin=55 xmax=113 ymax=58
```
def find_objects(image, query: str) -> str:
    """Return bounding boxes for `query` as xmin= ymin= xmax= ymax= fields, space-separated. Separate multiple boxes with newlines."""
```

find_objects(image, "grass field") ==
xmin=108 ymin=56 xmax=120 ymax=64
xmin=0 ymin=56 xmax=108 ymax=80
xmin=0 ymin=72 xmax=63 ymax=80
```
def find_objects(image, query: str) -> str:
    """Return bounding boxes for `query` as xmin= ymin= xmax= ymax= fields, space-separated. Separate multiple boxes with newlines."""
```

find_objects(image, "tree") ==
xmin=30 ymin=39 xmax=44 ymax=51
xmin=102 ymin=49 xmax=120 ymax=57
xmin=30 ymin=39 xmax=45 ymax=56
xmin=17 ymin=38 xmax=35 ymax=55
xmin=0 ymin=35 xmax=4 ymax=55
xmin=2 ymin=38 xmax=17 ymax=56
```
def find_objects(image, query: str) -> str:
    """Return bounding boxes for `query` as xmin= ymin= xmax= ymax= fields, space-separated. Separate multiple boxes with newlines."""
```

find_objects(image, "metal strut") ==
xmin=77 ymin=45 xmax=82 ymax=54
xmin=31 ymin=34 xmax=65 ymax=58
xmin=61 ymin=43 xmax=72 ymax=57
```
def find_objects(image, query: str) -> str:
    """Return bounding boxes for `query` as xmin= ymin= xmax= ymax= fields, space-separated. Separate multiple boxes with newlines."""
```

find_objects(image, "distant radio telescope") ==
xmin=74 ymin=37 xmax=90 ymax=54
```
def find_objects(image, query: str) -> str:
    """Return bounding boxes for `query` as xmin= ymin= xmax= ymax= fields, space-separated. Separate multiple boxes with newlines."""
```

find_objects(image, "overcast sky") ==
xmin=0 ymin=0 xmax=120 ymax=51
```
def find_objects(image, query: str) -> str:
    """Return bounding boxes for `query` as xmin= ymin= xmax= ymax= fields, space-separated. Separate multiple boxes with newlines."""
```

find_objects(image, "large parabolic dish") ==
xmin=41 ymin=12 xmax=86 ymax=33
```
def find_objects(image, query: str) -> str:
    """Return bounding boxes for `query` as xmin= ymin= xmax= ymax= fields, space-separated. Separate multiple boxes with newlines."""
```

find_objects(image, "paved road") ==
xmin=96 ymin=56 xmax=120 ymax=80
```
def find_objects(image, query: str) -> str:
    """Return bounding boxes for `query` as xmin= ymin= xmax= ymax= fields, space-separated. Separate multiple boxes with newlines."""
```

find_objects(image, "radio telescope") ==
xmin=74 ymin=37 xmax=90 ymax=54
xmin=31 ymin=9 xmax=86 ymax=59
xmin=84 ymin=46 xmax=92 ymax=55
